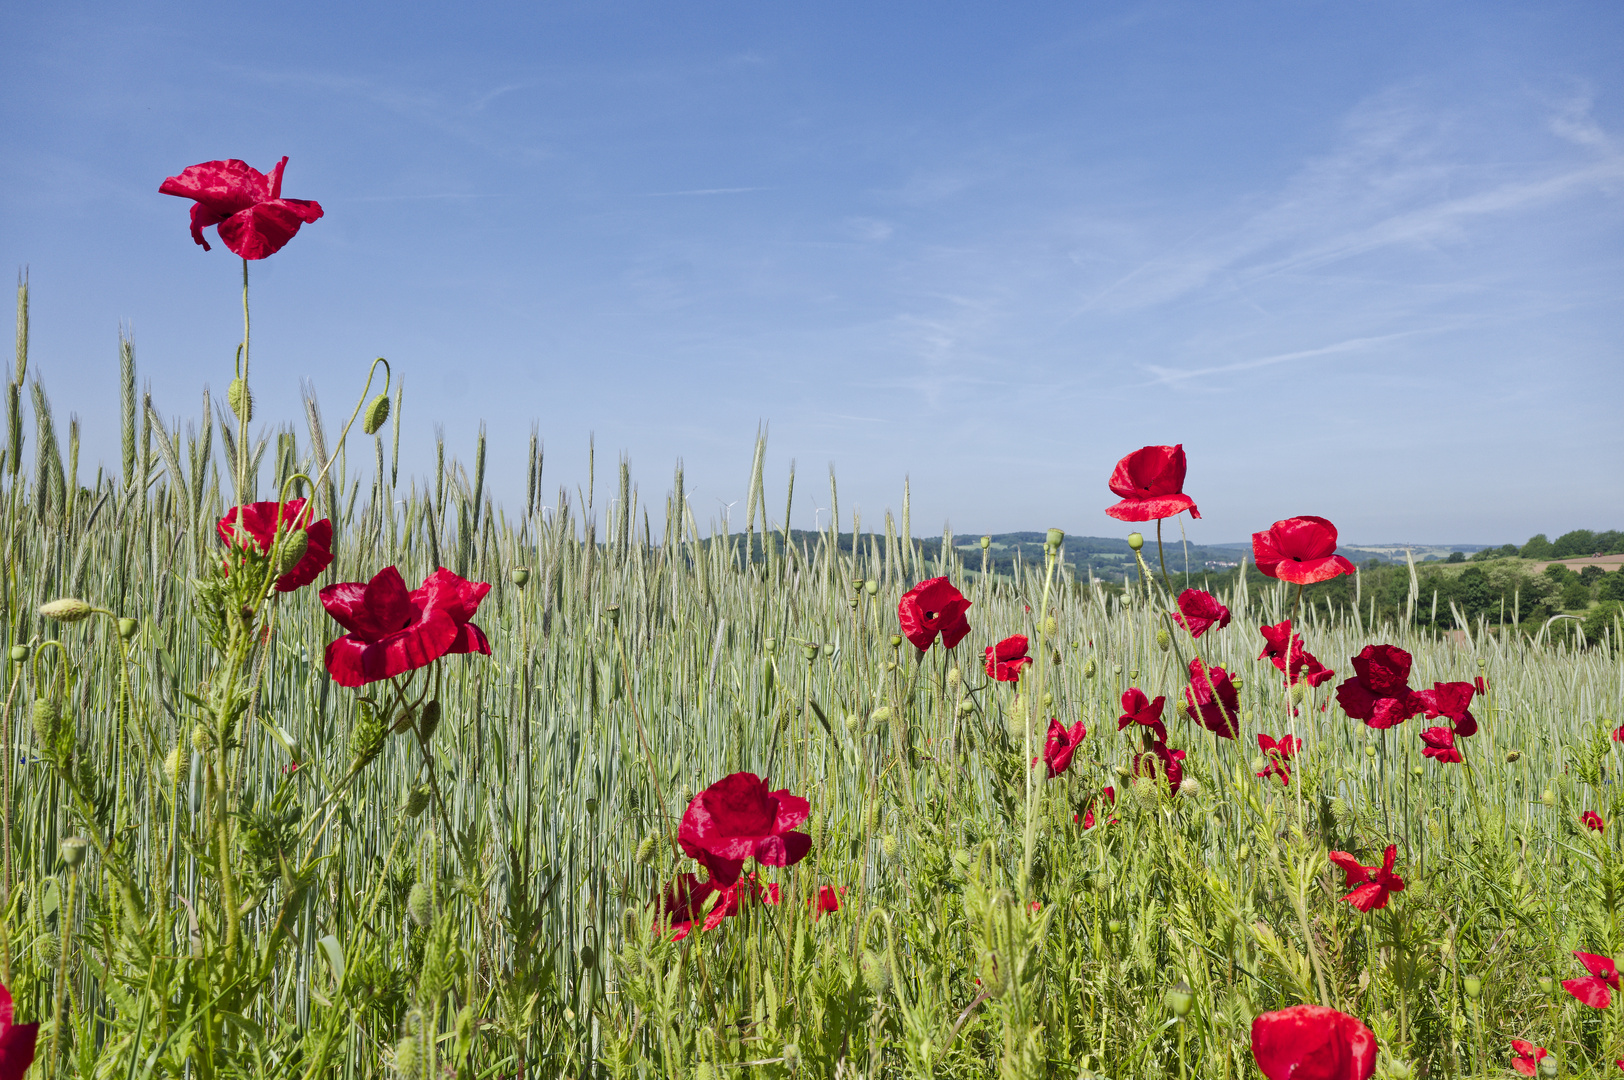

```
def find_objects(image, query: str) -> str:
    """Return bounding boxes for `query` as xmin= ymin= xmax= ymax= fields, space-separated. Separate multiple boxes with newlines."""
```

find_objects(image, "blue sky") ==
xmin=3 ymin=1 xmax=1621 ymax=544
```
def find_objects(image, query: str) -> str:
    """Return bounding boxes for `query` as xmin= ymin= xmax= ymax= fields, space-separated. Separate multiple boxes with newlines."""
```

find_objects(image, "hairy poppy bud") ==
xmin=60 ymin=836 xmax=89 ymax=867
xmin=1237 ymin=844 xmax=1249 ymax=860
xmin=865 ymin=579 xmax=878 ymax=596
xmin=403 ymin=785 xmax=431 ymax=818
xmin=407 ymin=881 xmax=435 ymax=927
xmin=1155 ymin=629 xmax=1171 ymax=652
xmin=781 ymin=1043 xmax=800 ymax=1072
xmin=394 ymin=1031 xmax=420 ymax=1078
xmin=276 ymin=529 xmax=309 ymax=576
xmin=1462 ymin=974 xmax=1482 ymax=999
xmin=956 ymin=698 xmax=974 ymax=717
xmin=117 ymin=617 xmax=138 ymax=641
xmin=871 ymin=706 xmax=892 ymax=725
xmin=1290 ymin=681 xmax=1306 ymax=704
xmin=1178 ymin=777 xmax=1201 ymax=798
xmin=579 ymin=943 xmax=597 ymax=969
xmin=164 ymin=744 xmax=185 ymax=786
xmin=1041 ymin=692 xmax=1053 ymax=707
xmin=861 ymin=949 xmax=892 ymax=994
xmin=881 ymin=833 xmax=898 ymax=859
xmin=1127 ymin=532 xmax=1144 ymax=551
xmin=36 ymin=932 xmax=60 ymax=967
xmin=1165 ymin=980 xmax=1193 ymax=1017
xmin=1083 ymin=658 xmax=1097 ymax=679
xmin=1046 ymin=528 xmax=1064 ymax=549
xmin=38 ymin=597 xmax=93 ymax=622
xmin=418 ymin=700 xmax=441 ymax=742
xmin=635 ymin=835 xmax=658 ymax=864
xmin=885 ymin=660 xmax=897 ymax=672
xmin=979 ymin=951 xmax=1008 ymax=998
xmin=509 ymin=566 xmax=530 ymax=588
xmin=946 ymin=666 xmax=961 ymax=688
xmin=8 ymin=644 xmax=27 ymax=662
xmin=227 ymin=377 xmax=253 ymax=422
xmin=845 ymin=712 xmax=862 ymax=732
xmin=694 ymin=1065 xmax=715 ymax=1080
xmin=192 ymin=723 xmax=211 ymax=752
xmin=32 ymin=697 xmax=62 ymax=746
xmin=1506 ymin=750 xmax=1521 ymax=763
xmin=363 ymin=392 xmax=391 ymax=435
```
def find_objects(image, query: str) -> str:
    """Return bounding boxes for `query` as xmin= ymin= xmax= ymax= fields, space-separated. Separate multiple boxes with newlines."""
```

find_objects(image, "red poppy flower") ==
xmin=0 ymin=983 xmax=37 ymax=1080
xmin=1327 ymin=844 xmax=1405 ymax=912
xmin=677 ymin=772 xmax=811 ymax=885
xmin=1258 ymin=621 xmax=1336 ymax=687
xmin=1511 ymin=1041 xmax=1547 ymax=1076
xmin=1134 ymin=739 xmax=1186 ymax=795
xmin=1615 ymin=724 xmax=1624 ymax=744
xmin=1184 ymin=658 xmax=1239 ymax=739
xmin=1252 ymin=516 xmax=1357 ymax=585
xmin=159 ymin=157 xmax=324 ymax=260
xmin=1080 ymin=786 xmax=1117 ymax=829
xmin=1563 ymin=951 xmax=1619 ymax=1008
xmin=1173 ymin=588 xmax=1230 ymax=639
xmin=897 ymin=577 xmax=971 ymax=653
xmin=1474 ymin=675 xmax=1489 ymax=695
xmin=1415 ymin=681 xmax=1478 ymax=738
xmin=217 ymin=498 xmax=333 ymax=592
xmin=1042 ymin=719 xmax=1087 ymax=778
xmin=1256 ymin=733 xmax=1301 ymax=786
xmin=811 ymin=885 xmax=843 ymax=919
xmin=1584 ymin=811 xmax=1606 ymax=833
xmin=1251 ymin=1005 xmax=1377 ymax=1080
xmin=320 ymin=567 xmax=490 ymax=687
xmin=660 ymin=872 xmax=720 ymax=941
xmin=1419 ymin=727 xmax=1463 ymax=764
xmin=1118 ymin=688 xmax=1168 ymax=741
xmin=1335 ymin=645 xmax=1423 ymax=729
xmin=1104 ymin=444 xmax=1200 ymax=522
xmin=985 ymin=635 xmax=1033 ymax=682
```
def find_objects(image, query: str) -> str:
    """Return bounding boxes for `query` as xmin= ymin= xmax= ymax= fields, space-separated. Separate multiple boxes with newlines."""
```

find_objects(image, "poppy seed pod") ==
xmin=865 ymin=579 xmax=878 ymax=596
xmin=1166 ymin=980 xmax=1194 ymax=1017
xmin=584 ymin=797 xmax=599 ymax=816
xmin=8 ymin=644 xmax=28 ymax=662
xmin=604 ymin=604 xmax=620 ymax=626
xmin=764 ymin=637 xmax=777 ymax=654
xmin=801 ymin=641 xmax=819 ymax=662
xmin=980 ymin=536 xmax=991 ymax=550
xmin=117 ymin=617 xmax=138 ymax=640
xmin=1127 ymin=532 xmax=1144 ymax=551
xmin=889 ymin=634 xmax=902 ymax=648
xmin=38 ymin=597 xmax=93 ymax=622
xmin=509 ymin=566 xmax=530 ymax=588
xmin=1463 ymin=975 xmax=1482 ymax=999
xmin=956 ymin=698 xmax=975 ymax=717
xmin=407 ymin=881 xmax=434 ymax=927
xmin=363 ymin=392 xmax=391 ymax=435
xmin=60 ymin=836 xmax=90 ymax=867
xmin=227 ymin=377 xmax=253 ymax=422
xmin=1539 ymin=1055 xmax=1558 ymax=1077
xmin=1046 ymin=528 xmax=1064 ymax=550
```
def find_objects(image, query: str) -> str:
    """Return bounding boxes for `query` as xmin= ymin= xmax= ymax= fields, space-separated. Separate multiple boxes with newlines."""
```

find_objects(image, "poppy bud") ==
xmin=276 ymin=529 xmax=309 ymax=576
xmin=1127 ymin=533 xmax=1144 ymax=551
xmin=403 ymin=785 xmax=431 ymax=818
xmin=1155 ymin=629 xmax=1171 ymax=652
xmin=8 ymin=644 xmax=27 ymax=662
xmin=227 ymin=377 xmax=253 ymax=422
xmin=1083 ymin=658 xmax=1097 ymax=679
xmin=579 ymin=942 xmax=597 ymax=969
xmin=407 ymin=881 xmax=434 ymax=927
xmin=60 ymin=836 xmax=89 ymax=867
xmin=764 ymin=637 xmax=777 ymax=654
xmin=946 ymin=666 xmax=962 ymax=689
xmin=1290 ymin=682 xmax=1306 ymax=704
xmin=1365 ymin=745 xmax=1377 ymax=758
xmin=1385 ymin=1061 xmax=1414 ymax=1079
xmin=1165 ymin=980 xmax=1194 ymax=1017
xmin=865 ymin=579 xmax=878 ymax=596
xmin=1462 ymin=974 xmax=1482 ymax=999
xmin=1506 ymin=750 xmax=1521 ymax=763
xmin=1046 ymin=528 xmax=1064 ymax=550
xmin=1238 ymin=845 xmax=1249 ymax=860
xmin=980 ymin=536 xmax=991 ymax=550
xmin=978 ymin=951 xmax=1008 ymax=997
xmin=394 ymin=1033 xmax=420 ymax=1079
xmin=781 ymin=1043 xmax=800 ymax=1072
xmin=36 ymin=932 xmax=60 ymax=967
xmin=509 ymin=566 xmax=530 ymax=588
xmin=885 ymin=660 xmax=896 ymax=672
xmin=1107 ymin=919 xmax=1123 ymax=934
xmin=1541 ymin=788 xmax=1555 ymax=806
xmin=871 ymin=707 xmax=892 ymax=725
xmin=32 ymin=697 xmax=62 ymax=745
xmin=694 ymin=1065 xmax=715 ymax=1080
xmin=418 ymin=700 xmax=441 ymax=742
xmin=956 ymin=698 xmax=974 ymax=717
xmin=889 ymin=634 xmax=902 ymax=648
xmin=38 ymin=597 xmax=93 ymax=622
xmin=845 ymin=712 xmax=863 ymax=733
xmin=1178 ymin=777 xmax=1201 ymax=798
xmin=1044 ymin=614 xmax=1058 ymax=637
xmin=1041 ymin=692 xmax=1053 ymax=707
xmin=1411 ymin=764 xmax=1424 ymax=777
xmin=881 ymin=833 xmax=898 ymax=859
xmin=861 ymin=949 xmax=891 ymax=994
xmin=117 ymin=617 xmax=138 ymax=641
xmin=363 ymin=392 xmax=391 ymax=435
xmin=164 ymin=744 xmax=185 ymax=786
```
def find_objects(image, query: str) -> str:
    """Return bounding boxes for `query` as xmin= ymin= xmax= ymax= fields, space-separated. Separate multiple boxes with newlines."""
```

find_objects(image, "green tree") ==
xmin=1561 ymin=579 xmax=1592 ymax=610
xmin=1553 ymin=529 xmax=1600 ymax=558
xmin=1600 ymin=569 xmax=1624 ymax=602
xmin=1521 ymin=533 xmax=1555 ymax=559
xmin=1446 ymin=550 xmax=1466 ymax=563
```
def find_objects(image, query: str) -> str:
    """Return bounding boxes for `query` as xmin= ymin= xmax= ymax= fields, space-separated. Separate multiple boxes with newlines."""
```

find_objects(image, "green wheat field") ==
xmin=3 ymin=275 xmax=1623 ymax=1079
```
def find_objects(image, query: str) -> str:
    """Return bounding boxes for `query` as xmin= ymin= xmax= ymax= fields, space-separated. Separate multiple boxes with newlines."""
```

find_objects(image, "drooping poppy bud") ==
xmin=363 ymin=392 xmax=391 ymax=435
xmin=38 ymin=598 xmax=93 ymax=622
xmin=228 ymin=377 xmax=253 ymax=422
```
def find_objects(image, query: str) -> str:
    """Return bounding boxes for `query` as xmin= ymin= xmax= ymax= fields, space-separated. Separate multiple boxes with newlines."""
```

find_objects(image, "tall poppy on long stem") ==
xmin=896 ymin=577 xmax=971 ymax=653
xmin=1252 ymin=516 xmax=1356 ymax=585
xmin=1104 ymin=444 xmax=1200 ymax=521
xmin=159 ymin=157 xmax=324 ymax=259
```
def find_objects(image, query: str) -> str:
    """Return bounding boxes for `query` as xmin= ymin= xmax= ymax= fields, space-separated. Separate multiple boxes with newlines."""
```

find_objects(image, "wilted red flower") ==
xmin=1327 ymin=844 xmax=1405 ymax=912
xmin=1105 ymin=444 xmax=1200 ymax=521
xmin=1415 ymin=681 xmax=1478 ymax=738
xmin=1042 ymin=719 xmax=1086 ymax=778
xmin=1134 ymin=739 xmax=1186 ymax=795
xmin=1251 ymin=1005 xmax=1377 ymax=1080
xmin=1563 ymin=951 xmax=1619 ymax=1008
xmin=1252 ymin=516 xmax=1357 ymax=585
xmin=985 ymin=635 xmax=1032 ymax=682
xmin=1173 ymin=588 xmax=1230 ymax=639
xmin=1118 ymin=688 xmax=1168 ymax=741
xmin=1256 ymin=733 xmax=1301 ymax=786
xmin=1511 ymin=1040 xmax=1547 ymax=1076
xmin=897 ymin=577 xmax=971 ymax=653
xmin=1584 ymin=811 xmax=1606 ymax=833
xmin=217 ymin=498 xmax=333 ymax=592
xmin=1185 ymin=659 xmax=1239 ymax=739
xmin=1258 ymin=620 xmax=1335 ymax=687
xmin=1079 ymin=786 xmax=1117 ymax=829
xmin=677 ymin=772 xmax=811 ymax=885
xmin=320 ymin=567 xmax=491 ymax=687
xmin=1335 ymin=645 xmax=1423 ymax=729
xmin=159 ymin=157 xmax=324 ymax=260
xmin=1419 ymin=727 xmax=1463 ymax=764
xmin=0 ymin=982 xmax=37 ymax=1080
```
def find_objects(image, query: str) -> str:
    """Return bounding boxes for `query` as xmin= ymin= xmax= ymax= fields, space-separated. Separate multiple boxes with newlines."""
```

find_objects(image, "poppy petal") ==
xmin=1564 ymin=976 xmax=1612 ymax=1009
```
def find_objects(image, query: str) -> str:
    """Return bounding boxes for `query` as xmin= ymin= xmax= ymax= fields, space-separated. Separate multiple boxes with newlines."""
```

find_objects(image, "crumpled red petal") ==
xmin=1251 ymin=1004 xmax=1377 ymax=1080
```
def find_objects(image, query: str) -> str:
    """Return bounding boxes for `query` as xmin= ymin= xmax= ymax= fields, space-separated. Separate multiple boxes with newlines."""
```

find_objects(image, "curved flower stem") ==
xmin=238 ymin=257 xmax=250 ymax=502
